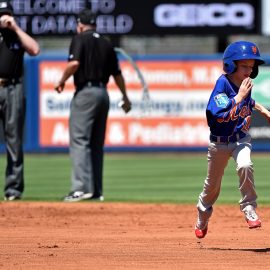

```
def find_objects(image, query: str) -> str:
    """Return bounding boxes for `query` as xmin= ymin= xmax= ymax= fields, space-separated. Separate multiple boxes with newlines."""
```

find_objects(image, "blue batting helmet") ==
xmin=223 ymin=41 xmax=265 ymax=79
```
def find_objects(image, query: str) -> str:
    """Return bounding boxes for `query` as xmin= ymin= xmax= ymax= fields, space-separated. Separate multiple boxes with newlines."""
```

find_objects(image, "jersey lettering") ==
xmin=239 ymin=105 xmax=251 ymax=118
xmin=217 ymin=106 xmax=236 ymax=123
xmin=217 ymin=104 xmax=251 ymax=123
xmin=229 ymin=106 xmax=238 ymax=121
xmin=242 ymin=116 xmax=251 ymax=132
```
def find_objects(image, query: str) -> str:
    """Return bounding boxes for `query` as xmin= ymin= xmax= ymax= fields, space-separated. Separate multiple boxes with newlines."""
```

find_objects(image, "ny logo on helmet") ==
xmin=252 ymin=46 xmax=257 ymax=54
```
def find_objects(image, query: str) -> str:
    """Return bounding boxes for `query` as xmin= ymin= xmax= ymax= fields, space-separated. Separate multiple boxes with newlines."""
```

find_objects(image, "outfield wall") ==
xmin=1 ymin=53 xmax=270 ymax=152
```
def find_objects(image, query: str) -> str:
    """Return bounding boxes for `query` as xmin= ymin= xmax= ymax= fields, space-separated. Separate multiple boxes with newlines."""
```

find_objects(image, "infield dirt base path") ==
xmin=1 ymin=202 xmax=270 ymax=270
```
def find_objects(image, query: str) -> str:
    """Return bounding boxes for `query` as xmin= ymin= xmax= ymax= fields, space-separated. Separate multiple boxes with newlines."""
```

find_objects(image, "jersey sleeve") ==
xmin=206 ymin=78 xmax=237 ymax=128
xmin=68 ymin=36 xmax=82 ymax=62
xmin=207 ymin=80 xmax=236 ymax=118
xmin=109 ymin=47 xmax=121 ymax=76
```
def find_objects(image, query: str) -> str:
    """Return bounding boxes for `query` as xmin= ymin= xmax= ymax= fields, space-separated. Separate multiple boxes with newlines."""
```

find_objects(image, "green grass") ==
xmin=0 ymin=153 xmax=270 ymax=204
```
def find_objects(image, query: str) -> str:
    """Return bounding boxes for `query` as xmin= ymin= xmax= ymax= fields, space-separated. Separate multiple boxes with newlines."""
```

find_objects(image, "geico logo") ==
xmin=154 ymin=3 xmax=254 ymax=27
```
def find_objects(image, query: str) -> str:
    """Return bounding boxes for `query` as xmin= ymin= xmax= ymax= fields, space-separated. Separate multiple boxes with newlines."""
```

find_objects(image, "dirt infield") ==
xmin=1 ymin=202 xmax=270 ymax=270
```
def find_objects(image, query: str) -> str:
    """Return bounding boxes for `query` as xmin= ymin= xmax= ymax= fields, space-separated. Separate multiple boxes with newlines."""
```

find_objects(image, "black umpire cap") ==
xmin=0 ymin=0 xmax=13 ymax=16
xmin=77 ymin=9 xmax=96 ymax=26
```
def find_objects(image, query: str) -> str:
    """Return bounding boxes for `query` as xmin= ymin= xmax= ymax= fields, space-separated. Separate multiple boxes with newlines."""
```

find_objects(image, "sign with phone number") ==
xmin=38 ymin=59 xmax=222 ymax=147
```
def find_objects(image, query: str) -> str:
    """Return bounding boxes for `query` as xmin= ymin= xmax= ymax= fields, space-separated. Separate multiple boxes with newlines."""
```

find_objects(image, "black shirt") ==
xmin=0 ymin=29 xmax=24 ymax=79
xmin=68 ymin=30 xmax=121 ymax=87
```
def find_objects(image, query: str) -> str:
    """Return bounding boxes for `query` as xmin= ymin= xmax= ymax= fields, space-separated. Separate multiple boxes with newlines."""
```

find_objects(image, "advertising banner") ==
xmin=251 ymin=67 xmax=270 ymax=142
xmin=11 ymin=0 xmax=259 ymax=36
xmin=262 ymin=0 xmax=270 ymax=35
xmin=39 ymin=59 xmax=222 ymax=148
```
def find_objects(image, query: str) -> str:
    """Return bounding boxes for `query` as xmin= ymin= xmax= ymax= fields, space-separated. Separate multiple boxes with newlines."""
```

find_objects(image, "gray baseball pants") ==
xmin=197 ymin=134 xmax=257 ymax=223
xmin=0 ymin=82 xmax=25 ymax=197
xmin=69 ymin=84 xmax=109 ymax=197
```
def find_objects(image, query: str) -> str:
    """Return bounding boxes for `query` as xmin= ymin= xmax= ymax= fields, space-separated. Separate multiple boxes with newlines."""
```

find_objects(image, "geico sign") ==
xmin=154 ymin=3 xmax=254 ymax=27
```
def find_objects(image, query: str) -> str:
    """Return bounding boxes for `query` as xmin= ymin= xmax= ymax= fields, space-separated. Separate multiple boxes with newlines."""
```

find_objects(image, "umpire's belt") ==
xmin=86 ymin=81 xmax=105 ymax=88
xmin=0 ymin=78 xmax=21 ymax=87
xmin=77 ymin=81 xmax=106 ymax=91
xmin=210 ymin=132 xmax=246 ymax=143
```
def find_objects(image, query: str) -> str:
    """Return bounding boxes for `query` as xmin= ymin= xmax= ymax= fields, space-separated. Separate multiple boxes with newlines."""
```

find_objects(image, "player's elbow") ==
xmin=27 ymin=45 xmax=40 ymax=56
xmin=66 ymin=61 xmax=80 ymax=75
xmin=31 ymin=47 xmax=40 ymax=56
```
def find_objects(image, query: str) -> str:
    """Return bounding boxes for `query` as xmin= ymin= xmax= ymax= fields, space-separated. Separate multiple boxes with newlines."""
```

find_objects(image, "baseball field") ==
xmin=1 ymin=153 xmax=270 ymax=269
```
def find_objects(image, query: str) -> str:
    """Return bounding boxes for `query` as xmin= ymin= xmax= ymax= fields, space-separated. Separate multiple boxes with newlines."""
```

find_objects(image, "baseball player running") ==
xmin=195 ymin=41 xmax=270 ymax=239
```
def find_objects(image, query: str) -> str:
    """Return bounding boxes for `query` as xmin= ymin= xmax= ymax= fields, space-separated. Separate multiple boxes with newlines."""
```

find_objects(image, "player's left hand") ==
xmin=0 ymin=15 xmax=16 ymax=29
xmin=120 ymin=96 xmax=132 ymax=113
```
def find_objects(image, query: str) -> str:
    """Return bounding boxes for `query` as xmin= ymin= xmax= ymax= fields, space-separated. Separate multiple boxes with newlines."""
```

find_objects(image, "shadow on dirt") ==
xmin=207 ymin=247 xmax=270 ymax=253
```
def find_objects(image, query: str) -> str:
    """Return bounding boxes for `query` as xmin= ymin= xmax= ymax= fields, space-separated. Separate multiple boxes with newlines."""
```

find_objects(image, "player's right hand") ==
xmin=54 ymin=82 xmax=65 ymax=93
xmin=239 ymin=77 xmax=253 ymax=99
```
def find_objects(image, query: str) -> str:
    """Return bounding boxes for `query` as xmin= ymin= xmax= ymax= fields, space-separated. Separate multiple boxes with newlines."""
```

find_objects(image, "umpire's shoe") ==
xmin=195 ymin=224 xmax=208 ymax=239
xmin=63 ymin=191 xmax=93 ymax=202
xmin=243 ymin=205 xmax=261 ymax=229
xmin=4 ymin=193 xmax=21 ymax=201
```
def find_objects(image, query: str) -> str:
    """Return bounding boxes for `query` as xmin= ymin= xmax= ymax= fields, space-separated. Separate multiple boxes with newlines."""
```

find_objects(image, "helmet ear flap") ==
xmin=250 ymin=65 xmax=258 ymax=79
xmin=223 ymin=60 xmax=236 ymax=74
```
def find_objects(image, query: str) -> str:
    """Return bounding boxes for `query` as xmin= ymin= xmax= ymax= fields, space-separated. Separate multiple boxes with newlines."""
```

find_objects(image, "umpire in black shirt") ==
xmin=0 ymin=1 xmax=39 ymax=201
xmin=55 ymin=8 xmax=131 ymax=202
